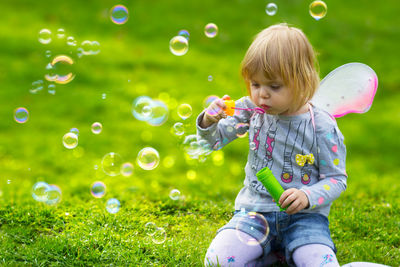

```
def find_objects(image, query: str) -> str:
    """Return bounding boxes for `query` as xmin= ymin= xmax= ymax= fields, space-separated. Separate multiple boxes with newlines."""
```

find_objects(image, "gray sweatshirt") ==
xmin=196 ymin=96 xmax=347 ymax=217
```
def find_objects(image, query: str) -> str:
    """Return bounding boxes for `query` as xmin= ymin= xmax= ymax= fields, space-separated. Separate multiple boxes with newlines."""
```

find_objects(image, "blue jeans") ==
xmin=218 ymin=211 xmax=336 ymax=266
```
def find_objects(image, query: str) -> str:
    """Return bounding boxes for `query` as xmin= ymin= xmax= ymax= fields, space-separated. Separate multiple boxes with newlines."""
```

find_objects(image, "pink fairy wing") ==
xmin=310 ymin=63 xmax=378 ymax=118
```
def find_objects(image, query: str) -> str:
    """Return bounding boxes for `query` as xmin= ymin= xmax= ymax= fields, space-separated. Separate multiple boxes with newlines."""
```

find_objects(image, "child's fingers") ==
xmin=221 ymin=95 xmax=231 ymax=100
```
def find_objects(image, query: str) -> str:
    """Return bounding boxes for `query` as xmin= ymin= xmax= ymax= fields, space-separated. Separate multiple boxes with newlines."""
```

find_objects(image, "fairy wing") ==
xmin=310 ymin=63 xmax=378 ymax=118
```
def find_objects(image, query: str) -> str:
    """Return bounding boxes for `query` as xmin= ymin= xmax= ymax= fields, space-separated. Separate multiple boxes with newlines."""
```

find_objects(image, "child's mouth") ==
xmin=261 ymin=105 xmax=270 ymax=111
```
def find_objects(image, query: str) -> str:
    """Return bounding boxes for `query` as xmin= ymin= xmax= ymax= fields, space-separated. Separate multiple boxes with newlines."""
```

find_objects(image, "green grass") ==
xmin=0 ymin=0 xmax=399 ymax=265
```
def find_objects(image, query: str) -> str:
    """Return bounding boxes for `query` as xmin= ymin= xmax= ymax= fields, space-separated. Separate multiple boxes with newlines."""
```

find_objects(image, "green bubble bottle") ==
xmin=256 ymin=167 xmax=286 ymax=211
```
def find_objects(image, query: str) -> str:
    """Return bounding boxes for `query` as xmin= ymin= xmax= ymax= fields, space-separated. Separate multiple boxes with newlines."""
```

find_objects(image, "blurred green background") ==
xmin=0 ymin=0 xmax=399 ymax=265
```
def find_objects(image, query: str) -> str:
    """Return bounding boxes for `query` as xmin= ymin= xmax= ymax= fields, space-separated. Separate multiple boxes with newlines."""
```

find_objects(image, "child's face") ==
xmin=249 ymin=71 xmax=294 ymax=115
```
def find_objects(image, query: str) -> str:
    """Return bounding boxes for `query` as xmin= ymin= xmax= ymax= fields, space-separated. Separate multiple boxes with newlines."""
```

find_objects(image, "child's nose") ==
xmin=260 ymin=88 xmax=270 ymax=99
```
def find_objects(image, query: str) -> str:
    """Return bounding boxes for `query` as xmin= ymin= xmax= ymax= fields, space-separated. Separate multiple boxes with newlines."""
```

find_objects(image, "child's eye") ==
xmin=251 ymin=82 xmax=260 ymax=88
xmin=270 ymin=84 xmax=281 ymax=90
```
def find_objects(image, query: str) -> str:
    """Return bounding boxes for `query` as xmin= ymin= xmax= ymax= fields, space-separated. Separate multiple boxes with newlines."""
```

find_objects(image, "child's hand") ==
xmin=200 ymin=95 xmax=231 ymax=128
xmin=279 ymin=188 xmax=309 ymax=215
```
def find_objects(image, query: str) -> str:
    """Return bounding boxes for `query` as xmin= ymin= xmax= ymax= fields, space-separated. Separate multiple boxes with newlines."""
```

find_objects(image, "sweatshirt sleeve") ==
xmin=301 ymin=123 xmax=348 ymax=209
xmin=196 ymin=96 xmax=255 ymax=150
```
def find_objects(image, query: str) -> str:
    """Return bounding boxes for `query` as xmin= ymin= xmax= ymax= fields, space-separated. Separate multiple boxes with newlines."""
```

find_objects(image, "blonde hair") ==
xmin=241 ymin=23 xmax=320 ymax=114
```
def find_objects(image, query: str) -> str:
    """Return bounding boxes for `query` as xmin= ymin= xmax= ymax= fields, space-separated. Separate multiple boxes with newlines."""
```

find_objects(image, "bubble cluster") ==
xmin=265 ymin=3 xmax=278 ymax=16
xmin=204 ymin=23 xmax=218 ymax=38
xmin=235 ymin=211 xmax=269 ymax=246
xmin=132 ymin=96 xmax=168 ymax=126
xmin=177 ymin=103 xmax=192 ymax=120
xmin=169 ymin=36 xmax=189 ymax=56
xmin=90 ymin=181 xmax=106 ymax=198
xmin=63 ymin=132 xmax=78 ymax=149
xmin=101 ymin=152 xmax=123 ymax=176
xmin=110 ymin=5 xmax=129 ymax=25
xmin=309 ymin=0 xmax=327 ymax=20
xmin=137 ymin=147 xmax=160 ymax=170
xmin=120 ymin=162 xmax=134 ymax=177
xmin=45 ymin=55 xmax=75 ymax=84
xmin=106 ymin=198 xmax=120 ymax=214
xmin=32 ymin=181 xmax=62 ymax=205
xmin=144 ymin=222 xmax=166 ymax=244
xmin=91 ymin=122 xmax=103 ymax=134
xmin=78 ymin=40 xmax=100 ymax=56
xmin=169 ymin=189 xmax=181 ymax=200
xmin=182 ymin=134 xmax=212 ymax=161
xmin=14 ymin=107 xmax=29 ymax=124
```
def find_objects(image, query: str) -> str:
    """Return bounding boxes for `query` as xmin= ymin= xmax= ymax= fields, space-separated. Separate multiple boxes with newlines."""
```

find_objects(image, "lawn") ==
xmin=0 ymin=0 xmax=399 ymax=266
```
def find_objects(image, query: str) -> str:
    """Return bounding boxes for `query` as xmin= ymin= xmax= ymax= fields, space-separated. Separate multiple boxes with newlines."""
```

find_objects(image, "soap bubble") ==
xmin=169 ymin=36 xmax=188 ymax=56
xmin=182 ymin=135 xmax=212 ymax=160
xmin=208 ymin=75 xmax=213 ymax=82
xmin=91 ymin=122 xmax=103 ymax=134
xmin=137 ymin=147 xmax=160 ymax=170
xmin=45 ymin=55 xmax=75 ymax=84
xmin=32 ymin=181 xmax=50 ymax=202
xmin=152 ymin=227 xmax=167 ymax=244
xmin=203 ymin=95 xmax=219 ymax=108
xmin=90 ymin=181 xmax=106 ymax=198
xmin=145 ymin=222 xmax=157 ymax=236
xmin=106 ymin=198 xmax=120 ymax=214
xmin=14 ymin=107 xmax=29 ymax=124
xmin=169 ymin=189 xmax=181 ymax=200
xmin=132 ymin=96 xmax=153 ymax=121
xmin=56 ymin=28 xmax=65 ymax=39
xmin=45 ymin=184 xmax=62 ymax=205
xmin=309 ymin=0 xmax=327 ymax=20
xmin=69 ymin=128 xmax=79 ymax=136
xmin=30 ymin=79 xmax=44 ymax=94
xmin=178 ymin=29 xmax=190 ymax=41
xmin=47 ymin=84 xmax=56 ymax=95
xmin=45 ymin=50 xmax=52 ymax=58
xmin=265 ymin=3 xmax=278 ymax=16
xmin=38 ymin=29 xmax=52 ymax=44
xmin=171 ymin=122 xmax=184 ymax=136
xmin=120 ymin=162 xmax=134 ymax=177
xmin=78 ymin=40 xmax=100 ymax=56
xmin=101 ymin=152 xmax=123 ymax=176
xmin=146 ymin=100 xmax=168 ymax=126
xmin=204 ymin=23 xmax=218 ymax=38
xmin=235 ymin=211 xmax=269 ymax=246
xmin=110 ymin=4 xmax=129 ymax=25
xmin=177 ymin=103 xmax=192 ymax=120
xmin=62 ymin=132 xmax=78 ymax=149
xmin=66 ymin=36 xmax=77 ymax=46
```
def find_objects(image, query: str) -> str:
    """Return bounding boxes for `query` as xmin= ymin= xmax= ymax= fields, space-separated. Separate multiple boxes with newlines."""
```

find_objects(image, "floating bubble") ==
xmin=110 ymin=4 xmax=129 ymax=25
xmin=208 ymin=75 xmax=213 ymax=82
xmin=177 ymin=103 xmax=192 ymax=120
xmin=45 ymin=50 xmax=52 ymax=58
xmin=62 ymin=132 xmax=78 ymax=149
xmin=106 ymin=198 xmax=120 ymax=214
xmin=57 ymin=28 xmax=65 ymax=39
xmin=178 ymin=29 xmax=190 ymax=41
xmin=102 ymin=93 xmax=107 ymax=100
xmin=45 ymin=55 xmax=75 ymax=84
xmin=204 ymin=23 xmax=218 ymax=38
xmin=146 ymin=100 xmax=169 ymax=126
xmin=14 ymin=107 xmax=29 ymax=123
xmin=30 ymin=79 xmax=44 ymax=94
xmin=235 ymin=123 xmax=249 ymax=138
xmin=172 ymin=122 xmax=184 ymax=136
xmin=169 ymin=36 xmax=188 ymax=56
xmin=309 ymin=0 xmax=327 ymax=20
xmin=38 ymin=29 xmax=52 ymax=44
xmin=66 ymin=36 xmax=77 ymax=46
xmin=152 ymin=227 xmax=167 ymax=244
xmin=183 ymin=135 xmax=212 ymax=160
xmin=132 ymin=96 xmax=153 ymax=121
xmin=69 ymin=127 xmax=79 ymax=136
xmin=235 ymin=211 xmax=269 ymax=246
xmin=91 ymin=122 xmax=103 ymax=134
xmin=90 ymin=181 xmax=106 ymax=198
xmin=79 ymin=40 xmax=101 ymax=56
xmin=265 ymin=3 xmax=278 ymax=16
xmin=120 ymin=162 xmax=134 ymax=177
xmin=145 ymin=222 xmax=157 ymax=236
xmin=203 ymin=95 xmax=219 ymax=109
xmin=47 ymin=84 xmax=56 ymax=95
xmin=32 ymin=181 xmax=50 ymax=202
xmin=169 ymin=189 xmax=181 ymax=200
xmin=137 ymin=147 xmax=160 ymax=170
xmin=101 ymin=152 xmax=123 ymax=176
xmin=45 ymin=184 xmax=62 ymax=205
